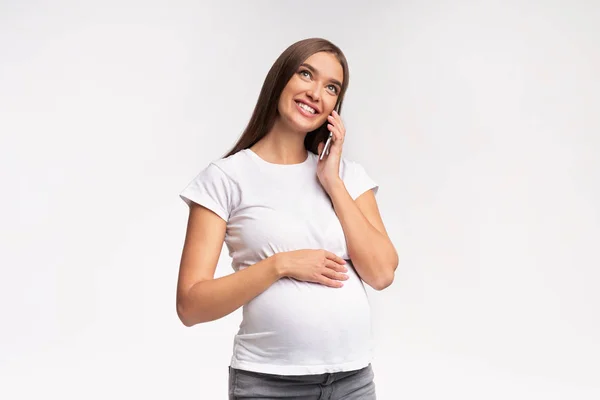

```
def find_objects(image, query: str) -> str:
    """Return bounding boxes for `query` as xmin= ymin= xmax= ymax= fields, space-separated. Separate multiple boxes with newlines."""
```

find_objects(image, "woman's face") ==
xmin=277 ymin=51 xmax=344 ymax=133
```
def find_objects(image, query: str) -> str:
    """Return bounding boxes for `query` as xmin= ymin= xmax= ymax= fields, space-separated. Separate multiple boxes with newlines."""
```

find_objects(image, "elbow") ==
xmin=176 ymin=302 xmax=192 ymax=327
xmin=373 ymin=261 xmax=397 ymax=291
xmin=372 ymin=273 xmax=394 ymax=291
xmin=177 ymin=299 xmax=199 ymax=327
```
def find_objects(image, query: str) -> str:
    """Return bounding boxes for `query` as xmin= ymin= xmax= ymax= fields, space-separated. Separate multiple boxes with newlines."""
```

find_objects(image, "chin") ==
xmin=287 ymin=115 xmax=320 ymax=132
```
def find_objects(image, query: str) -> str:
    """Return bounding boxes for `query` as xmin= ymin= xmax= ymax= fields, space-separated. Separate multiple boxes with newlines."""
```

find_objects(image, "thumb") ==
xmin=318 ymin=141 xmax=324 ymax=157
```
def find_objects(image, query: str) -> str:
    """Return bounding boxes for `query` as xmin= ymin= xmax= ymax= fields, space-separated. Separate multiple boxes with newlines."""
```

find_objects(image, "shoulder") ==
xmin=339 ymin=155 xmax=362 ymax=178
xmin=339 ymin=155 xmax=379 ymax=200
xmin=179 ymin=151 xmax=248 ymax=218
xmin=207 ymin=149 xmax=249 ymax=184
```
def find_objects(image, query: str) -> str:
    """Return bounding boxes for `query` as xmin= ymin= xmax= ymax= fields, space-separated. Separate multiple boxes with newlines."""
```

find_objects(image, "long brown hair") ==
xmin=222 ymin=38 xmax=350 ymax=159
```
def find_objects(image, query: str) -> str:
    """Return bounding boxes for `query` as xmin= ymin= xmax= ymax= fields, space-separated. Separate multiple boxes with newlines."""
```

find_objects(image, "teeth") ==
xmin=297 ymin=101 xmax=316 ymax=114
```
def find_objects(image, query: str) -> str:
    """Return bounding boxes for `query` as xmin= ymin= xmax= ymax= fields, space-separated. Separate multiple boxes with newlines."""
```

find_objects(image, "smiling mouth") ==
xmin=295 ymin=101 xmax=319 ymax=116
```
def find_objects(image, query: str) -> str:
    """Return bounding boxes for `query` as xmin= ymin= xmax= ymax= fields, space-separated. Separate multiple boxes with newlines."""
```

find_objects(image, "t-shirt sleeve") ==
xmin=179 ymin=163 xmax=233 ymax=222
xmin=346 ymin=161 xmax=379 ymax=200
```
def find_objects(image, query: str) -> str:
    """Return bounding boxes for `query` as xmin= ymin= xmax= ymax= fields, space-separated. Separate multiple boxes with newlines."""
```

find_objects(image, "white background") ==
xmin=1 ymin=1 xmax=599 ymax=399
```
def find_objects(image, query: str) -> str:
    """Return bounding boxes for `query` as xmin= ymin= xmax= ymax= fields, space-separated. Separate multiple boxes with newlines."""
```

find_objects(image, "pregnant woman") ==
xmin=176 ymin=37 xmax=399 ymax=399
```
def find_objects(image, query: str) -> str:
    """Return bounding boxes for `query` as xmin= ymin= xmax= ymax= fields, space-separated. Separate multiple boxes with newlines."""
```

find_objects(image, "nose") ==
xmin=306 ymin=84 xmax=321 ymax=102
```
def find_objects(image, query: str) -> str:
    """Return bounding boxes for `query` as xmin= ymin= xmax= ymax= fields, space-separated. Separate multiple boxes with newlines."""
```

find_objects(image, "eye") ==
xmin=299 ymin=69 xmax=312 ymax=79
xmin=327 ymin=84 xmax=339 ymax=94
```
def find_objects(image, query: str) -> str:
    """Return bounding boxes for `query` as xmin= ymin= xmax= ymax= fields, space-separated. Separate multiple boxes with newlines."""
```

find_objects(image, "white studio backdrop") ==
xmin=1 ymin=1 xmax=599 ymax=399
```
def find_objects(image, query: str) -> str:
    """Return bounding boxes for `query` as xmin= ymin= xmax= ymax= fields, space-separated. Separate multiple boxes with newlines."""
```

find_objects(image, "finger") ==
xmin=326 ymin=259 xmax=348 ymax=273
xmin=327 ymin=116 xmax=340 ymax=134
xmin=320 ymin=270 xmax=348 ymax=286
xmin=320 ymin=277 xmax=344 ymax=288
xmin=327 ymin=124 xmax=337 ymax=139
xmin=322 ymin=266 xmax=348 ymax=279
xmin=330 ymin=111 xmax=345 ymax=132
xmin=331 ymin=116 xmax=344 ymax=134
xmin=326 ymin=251 xmax=347 ymax=265
xmin=327 ymin=124 xmax=343 ymax=143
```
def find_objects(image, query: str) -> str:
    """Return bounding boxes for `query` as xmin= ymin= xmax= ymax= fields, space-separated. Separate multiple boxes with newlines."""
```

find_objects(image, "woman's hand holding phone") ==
xmin=317 ymin=109 xmax=346 ymax=193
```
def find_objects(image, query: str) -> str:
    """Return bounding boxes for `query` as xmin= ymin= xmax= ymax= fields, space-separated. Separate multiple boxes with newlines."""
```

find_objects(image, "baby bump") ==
xmin=236 ymin=262 xmax=372 ymax=358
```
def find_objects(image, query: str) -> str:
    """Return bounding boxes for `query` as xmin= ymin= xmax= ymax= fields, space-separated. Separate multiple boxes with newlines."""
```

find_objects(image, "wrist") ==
xmin=324 ymin=178 xmax=345 ymax=194
xmin=270 ymin=253 xmax=287 ymax=279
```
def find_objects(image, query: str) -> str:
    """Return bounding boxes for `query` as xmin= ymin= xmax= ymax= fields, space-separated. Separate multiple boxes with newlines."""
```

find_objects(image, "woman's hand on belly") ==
xmin=274 ymin=249 xmax=349 ymax=288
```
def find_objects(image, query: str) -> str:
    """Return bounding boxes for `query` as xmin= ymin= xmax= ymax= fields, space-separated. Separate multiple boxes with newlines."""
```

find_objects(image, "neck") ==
xmin=251 ymin=117 xmax=308 ymax=164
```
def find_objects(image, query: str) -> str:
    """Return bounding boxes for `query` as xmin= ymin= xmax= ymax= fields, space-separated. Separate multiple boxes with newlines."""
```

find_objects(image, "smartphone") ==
xmin=319 ymin=103 xmax=340 ymax=160
xmin=319 ymin=133 xmax=333 ymax=161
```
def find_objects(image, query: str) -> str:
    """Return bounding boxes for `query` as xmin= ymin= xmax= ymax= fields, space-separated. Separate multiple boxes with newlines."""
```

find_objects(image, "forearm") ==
xmin=178 ymin=254 xmax=282 ymax=326
xmin=328 ymin=179 xmax=397 ymax=290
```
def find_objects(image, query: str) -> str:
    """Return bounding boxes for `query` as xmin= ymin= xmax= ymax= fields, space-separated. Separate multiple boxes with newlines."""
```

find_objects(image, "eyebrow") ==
xmin=300 ymin=63 xmax=342 ymax=89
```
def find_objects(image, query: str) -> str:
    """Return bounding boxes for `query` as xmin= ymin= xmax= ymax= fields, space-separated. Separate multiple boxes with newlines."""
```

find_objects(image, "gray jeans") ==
xmin=228 ymin=363 xmax=376 ymax=399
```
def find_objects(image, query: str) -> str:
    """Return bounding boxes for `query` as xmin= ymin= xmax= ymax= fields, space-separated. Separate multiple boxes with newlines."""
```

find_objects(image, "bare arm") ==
xmin=327 ymin=180 xmax=398 ymax=291
xmin=176 ymin=202 xmax=284 ymax=327
xmin=178 ymin=254 xmax=282 ymax=326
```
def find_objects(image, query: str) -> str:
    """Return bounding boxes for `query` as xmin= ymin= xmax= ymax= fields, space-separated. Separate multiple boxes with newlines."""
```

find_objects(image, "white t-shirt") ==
xmin=179 ymin=148 xmax=379 ymax=375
